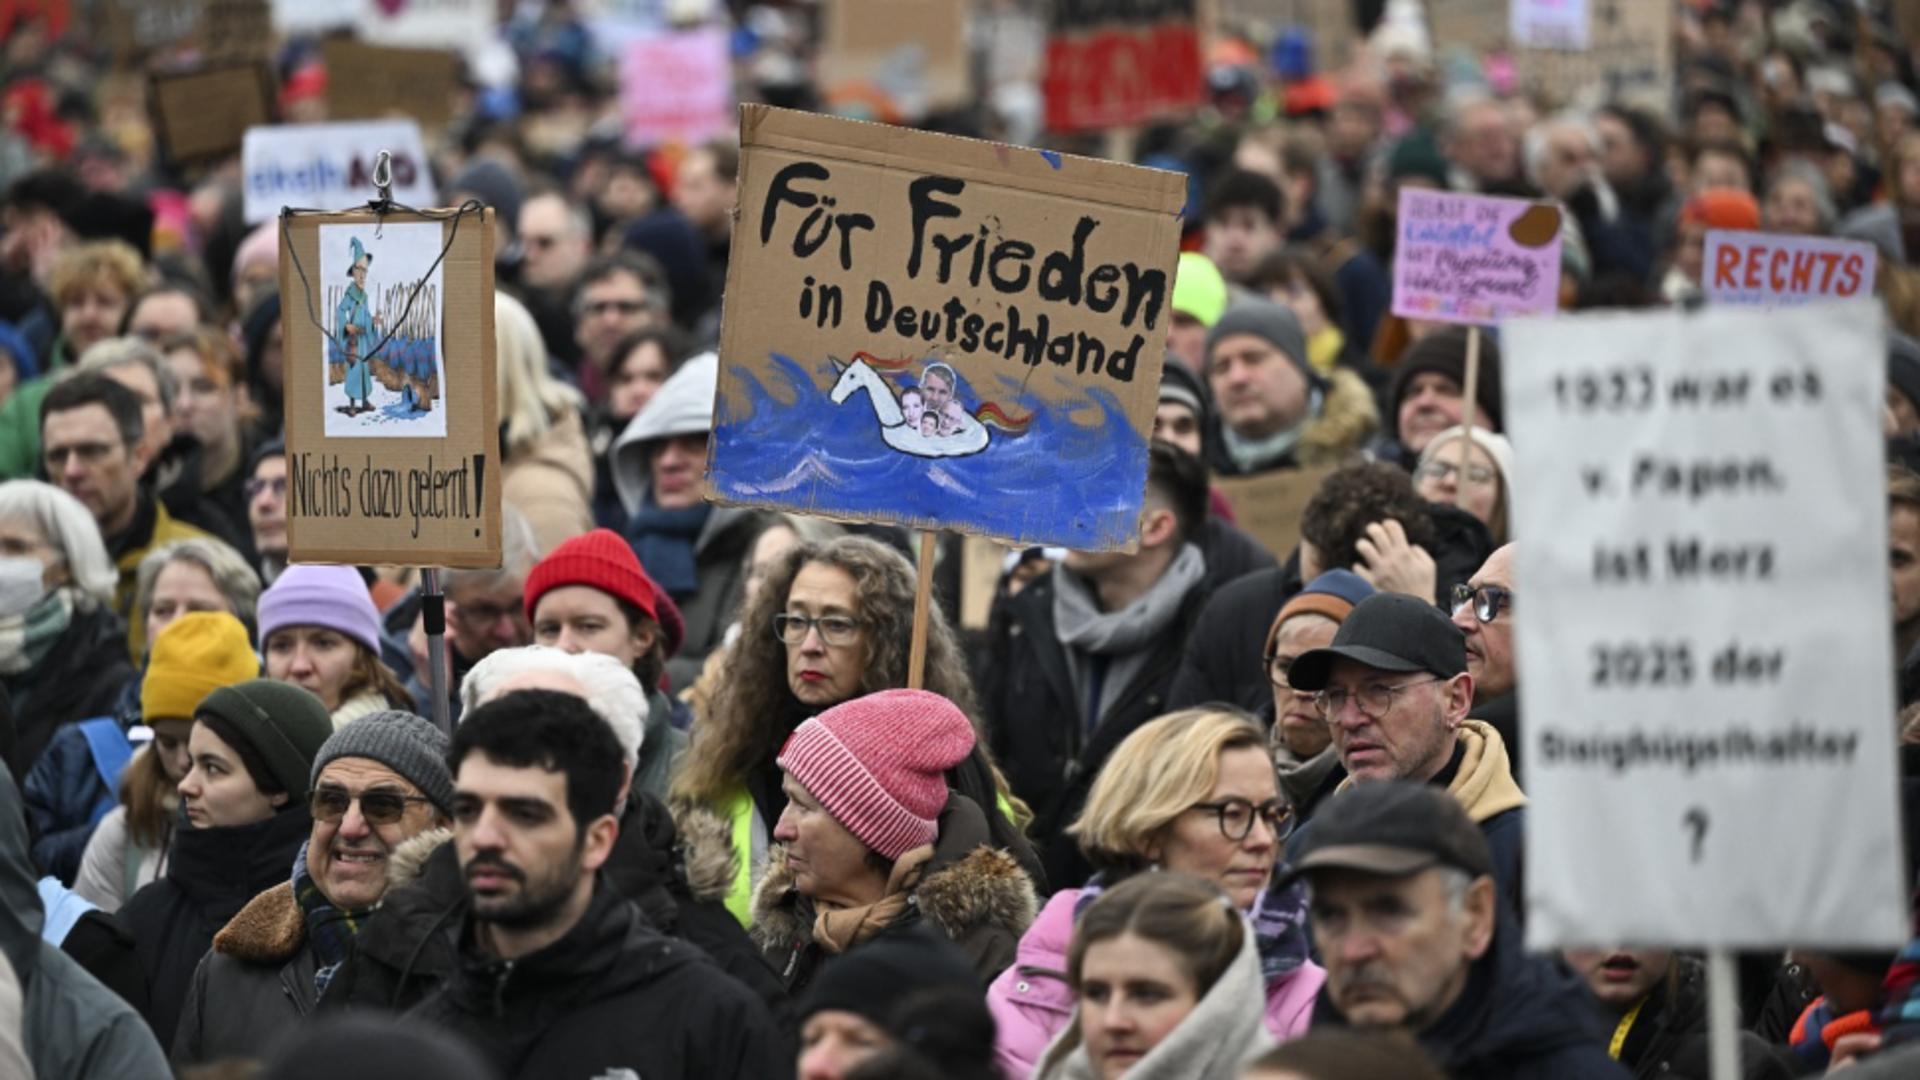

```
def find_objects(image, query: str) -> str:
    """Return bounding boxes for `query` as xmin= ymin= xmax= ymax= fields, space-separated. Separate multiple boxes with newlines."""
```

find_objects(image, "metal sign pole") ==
xmin=420 ymin=568 xmax=451 ymax=734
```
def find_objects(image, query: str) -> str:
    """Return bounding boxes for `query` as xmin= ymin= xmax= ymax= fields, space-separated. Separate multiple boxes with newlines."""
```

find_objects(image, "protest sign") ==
xmin=1 ymin=0 xmax=70 ymax=40
xmin=1503 ymin=301 xmax=1908 ymax=949
xmin=1701 ymin=231 xmax=1877 ymax=309
xmin=1426 ymin=0 xmax=1504 ymax=53
xmin=322 ymin=38 xmax=462 ymax=132
xmin=817 ymin=0 xmax=972 ymax=124
xmin=1043 ymin=0 xmax=1203 ymax=133
xmin=618 ymin=25 xmax=733 ymax=148
xmin=1519 ymin=0 xmax=1671 ymax=108
xmin=358 ymin=0 xmax=491 ymax=53
xmin=582 ymin=0 xmax=718 ymax=53
xmin=708 ymin=105 xmax=1186 ymax=551
xmin=102 ymin=0 xmax=270 ymax=61
xmin=269 ymin=0 xmax=354 ymax=34
xmin=243 ymin=120 xmax=435 ymax=224
xmin=1391 ymin=189 xmax=1564 ymax=325
xmin=279 ymin=208 xmax=501 ymax=568
xmin=1511 ymin=0 xmax=1589 ymax=50
xmin=150 ymin=64 xmax=275 ymax=166
xmin=1212 ymin=464 xmax=1338 ymax=560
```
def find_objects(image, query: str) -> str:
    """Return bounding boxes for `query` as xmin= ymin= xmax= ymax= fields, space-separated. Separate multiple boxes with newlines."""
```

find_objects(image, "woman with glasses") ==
xmin=259 ymin=565 xmax=416 ymax=727
xmin=1263 ymin=571 xmax=1373 ymax=825
xmin=111 ymin=678 xmax=332 ymax=1054
xmin=1414 ymin=425 xmax=1516 ymax=546
xmin=523 ymin=528 xmax=688 ymax=798
xmin=672 ymin=535 xmax=1037 ymax=926
xmin=988 ymin=708 xmax=1325 ymax=1078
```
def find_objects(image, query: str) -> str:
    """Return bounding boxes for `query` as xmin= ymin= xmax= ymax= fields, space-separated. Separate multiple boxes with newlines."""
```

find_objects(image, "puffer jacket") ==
xmin=3 ymin=599 xmax=133 ymax=782
xmin=170 ymin=881 xmax=320 ymax=1067
xmin=23 ymin=716 xmax=132 ymax=883
xmin=503 ymin=406 xmax=595 ymax=556
xmin=988 ymin=886 xmax=1323 ymax=1078
xmin=1202 ymin=366 xmax=1379 ymax=478
xmin=750 ymin=793 xmax=1038 ymax=997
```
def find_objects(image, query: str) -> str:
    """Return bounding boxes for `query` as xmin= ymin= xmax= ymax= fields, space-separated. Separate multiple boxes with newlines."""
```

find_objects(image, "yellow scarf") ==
xmin=1307 ymin=326 xmax=1346 ymax=375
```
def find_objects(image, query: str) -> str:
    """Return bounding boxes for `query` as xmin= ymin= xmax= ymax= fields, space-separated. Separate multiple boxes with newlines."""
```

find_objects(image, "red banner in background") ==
xmin=1043 ymin=0 xmax=1202 ymax=134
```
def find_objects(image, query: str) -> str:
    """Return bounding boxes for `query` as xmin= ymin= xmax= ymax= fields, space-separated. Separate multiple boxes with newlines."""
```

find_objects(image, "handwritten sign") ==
xmin=1702 ymin=231 xmax=1877 ymax=309
xmin=1511 ymin=0 xmax=1590 ymax=50
xmin=1504 ymin=301 xmax=1908 ymax=948
xmin=279 ymin=209 xmax=501 ymax=567
xmin=1391 ymin=189 xmax=1563 ymax=326
xmin=1043 ymin=0 xmax=1203 ymax=133
xmin=818 ymin=0 xmax=972 ymax=124
xmin=706 ymin=105 xmax=1185 ymax=551
xmin=618 ymin=25 xmax=733 ymax=148
xmin=242 ymin=120 xmax=435 ymax=225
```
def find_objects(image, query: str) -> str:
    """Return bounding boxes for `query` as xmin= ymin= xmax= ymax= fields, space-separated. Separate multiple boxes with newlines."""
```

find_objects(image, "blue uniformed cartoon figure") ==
xmin=334 ymin=237 xmax=384 ymax=416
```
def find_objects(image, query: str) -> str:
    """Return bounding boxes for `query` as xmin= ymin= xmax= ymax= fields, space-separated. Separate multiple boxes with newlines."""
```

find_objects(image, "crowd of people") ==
xmin=2 ymin=0 xmax=1920 ymax=1078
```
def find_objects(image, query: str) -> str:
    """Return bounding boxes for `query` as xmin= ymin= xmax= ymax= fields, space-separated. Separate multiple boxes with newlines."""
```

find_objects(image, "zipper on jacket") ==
xmin=488 ymin=959 xmax=515 ymax=1018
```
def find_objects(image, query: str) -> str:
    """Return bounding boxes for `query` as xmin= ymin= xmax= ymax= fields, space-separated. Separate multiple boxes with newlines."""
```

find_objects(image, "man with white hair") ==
xmin=335 ymin=646 xmax=790 ymax=1023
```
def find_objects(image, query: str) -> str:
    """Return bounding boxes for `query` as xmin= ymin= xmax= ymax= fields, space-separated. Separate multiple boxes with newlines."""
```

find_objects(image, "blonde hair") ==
xmin=494 ymin=290 xmax=584 ymax=455
xmin=48 ymin=240 xmax=149 ymax=308
xmin=1069 ymin=707 xmax=1268 ymax=875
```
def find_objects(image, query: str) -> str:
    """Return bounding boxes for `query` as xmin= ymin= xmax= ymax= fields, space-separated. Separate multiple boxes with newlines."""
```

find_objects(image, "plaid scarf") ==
xmin=1072 ymin=869 xmax=1312 ymax=982
xmin=291 ymin=841 xmax=367 ymax=998
xmin=0 ymin=586 xmax=73 ymax=676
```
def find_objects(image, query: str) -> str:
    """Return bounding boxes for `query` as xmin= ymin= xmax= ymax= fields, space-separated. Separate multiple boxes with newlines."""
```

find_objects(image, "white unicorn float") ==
xmin=829 ymin=356 xmax=991 ymax=458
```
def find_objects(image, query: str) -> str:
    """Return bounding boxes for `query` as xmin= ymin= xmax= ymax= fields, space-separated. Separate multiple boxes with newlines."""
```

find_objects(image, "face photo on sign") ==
xmin=317 ymin=221 xmax=448 ymax=438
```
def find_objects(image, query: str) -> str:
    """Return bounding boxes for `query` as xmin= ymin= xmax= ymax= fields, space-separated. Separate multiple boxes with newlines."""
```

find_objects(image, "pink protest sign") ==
xmin=1702 ymin=230 xmax=1877 ymax=308
xmin=1391 ymin=189 xmax=1564 ymax=326
xmin=619 ymin=24 xmax=733 ymax=149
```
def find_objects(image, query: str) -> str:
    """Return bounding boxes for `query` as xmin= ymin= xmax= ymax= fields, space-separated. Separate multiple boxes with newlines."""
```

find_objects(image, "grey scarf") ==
xmin=1221 ymin=387 xmax=1324 ymax=472
xmin=1053 ymin=544 xmax=1206 ymax=724
xmin=1274 ymin=742 xmax=1341 ymax=815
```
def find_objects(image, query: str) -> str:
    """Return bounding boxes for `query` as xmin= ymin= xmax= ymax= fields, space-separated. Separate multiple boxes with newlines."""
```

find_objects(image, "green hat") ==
xmin=195 ymin=679 xmax=335 ymax=802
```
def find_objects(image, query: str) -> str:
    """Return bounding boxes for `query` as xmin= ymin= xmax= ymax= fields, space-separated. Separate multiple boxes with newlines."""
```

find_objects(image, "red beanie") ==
xmin=1681 ymin=189 xmax=1761 ymax=231
xmin=525 ymin=529 xmax=679 ymax=655
xmin=776 ymin=689 xmax=977 ymax=860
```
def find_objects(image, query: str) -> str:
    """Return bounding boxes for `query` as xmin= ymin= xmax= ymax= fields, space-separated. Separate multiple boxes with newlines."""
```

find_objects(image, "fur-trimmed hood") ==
xmin=672 ymin=798 xmax=741 ymax=906
xmin=385 ymin=826 xmax=453 ymax=889
xmin=212 ymin=882 xmax=304 ymax=964
xmin=1205 ymin=365 xmax=1380 ymax=476
xmin=748 ymin=793 xmax=1037 ymax=985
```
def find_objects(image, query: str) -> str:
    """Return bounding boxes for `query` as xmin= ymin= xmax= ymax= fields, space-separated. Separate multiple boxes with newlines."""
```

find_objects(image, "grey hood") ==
xmin=0 ymin=769 xmax=44 ymax=978
xmin=611 ymin=350 xmax=720 ymax=516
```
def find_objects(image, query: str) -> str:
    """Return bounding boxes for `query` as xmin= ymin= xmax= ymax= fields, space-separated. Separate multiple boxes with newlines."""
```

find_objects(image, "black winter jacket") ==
xmin=1611 ymin=955 xmax=1795 ymax=1080
xmin=170 ymin=881 xmax=320 ymax=1067
xmin=408 ymin=883 xmax=787 ymax=1080
xmin=3 ymin=600 xmax=133 ymax=781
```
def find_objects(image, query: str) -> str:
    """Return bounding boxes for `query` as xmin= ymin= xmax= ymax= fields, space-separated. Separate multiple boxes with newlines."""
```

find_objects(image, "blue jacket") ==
xmin=23 ymin=717 xmax=134 ymax=884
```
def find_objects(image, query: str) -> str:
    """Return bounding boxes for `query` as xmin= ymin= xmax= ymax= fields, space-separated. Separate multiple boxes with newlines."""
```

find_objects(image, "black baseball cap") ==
xmin=1277 ymin=781 xmax=1493 ymax=886
xmin=1285 ymin=592 xmax=1467 ymax=692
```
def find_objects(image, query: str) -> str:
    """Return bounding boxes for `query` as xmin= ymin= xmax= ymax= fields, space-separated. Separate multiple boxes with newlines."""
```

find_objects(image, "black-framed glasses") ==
xmin=1188 ymin=798 xmax=1293 ymax=843
xmin=773 ymin=612 xmax=864 ymax=646
xmin=311 ymin=787 xmax=435 ymax=825
xmin=1314 ymin=676 xmax=1444 ymax=720
xmin=1450 ymin=583 xmax=1512 ymax=624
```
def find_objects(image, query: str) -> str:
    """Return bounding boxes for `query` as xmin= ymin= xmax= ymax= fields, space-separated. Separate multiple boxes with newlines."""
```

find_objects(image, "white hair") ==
xmin=1522 ymin=112 xmax=1601 ymax=189
xmin=76 ymin=336 xmax=178 ymax=413
xmin=460 ymin=644 xmax=647 ymax=764
xmin=0 ymin=480 xmax=118 ymax=608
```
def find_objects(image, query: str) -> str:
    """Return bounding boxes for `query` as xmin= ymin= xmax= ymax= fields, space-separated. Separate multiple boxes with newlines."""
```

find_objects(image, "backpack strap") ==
xmin=76 ymin=718 xmax=133 ymax=820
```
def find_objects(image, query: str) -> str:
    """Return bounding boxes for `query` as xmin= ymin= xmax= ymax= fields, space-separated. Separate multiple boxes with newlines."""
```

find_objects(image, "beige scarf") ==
xmin=812 ymin=844 xmax=933 ymax=955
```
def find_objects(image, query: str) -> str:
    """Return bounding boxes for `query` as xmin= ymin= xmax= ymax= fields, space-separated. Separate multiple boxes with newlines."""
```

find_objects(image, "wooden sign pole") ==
xmin=1446 ymin=325 xmax=1485 ymax=506
xmin=907 ymin=531 xmax=937 ymax=689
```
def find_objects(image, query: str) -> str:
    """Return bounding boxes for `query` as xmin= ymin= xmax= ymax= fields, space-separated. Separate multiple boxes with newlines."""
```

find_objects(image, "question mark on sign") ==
xmin=1682 ymin=807 xmax=1709 ymax=863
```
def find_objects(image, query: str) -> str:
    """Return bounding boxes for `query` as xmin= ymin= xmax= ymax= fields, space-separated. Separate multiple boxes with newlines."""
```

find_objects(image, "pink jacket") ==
xmin=985 ymin=889 xmax=1325 ymax=1079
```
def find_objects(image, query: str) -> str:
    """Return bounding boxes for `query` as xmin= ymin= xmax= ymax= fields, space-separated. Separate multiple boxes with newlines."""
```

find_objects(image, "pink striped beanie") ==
xmin=776 ymin=689 xmax=977 ymax=860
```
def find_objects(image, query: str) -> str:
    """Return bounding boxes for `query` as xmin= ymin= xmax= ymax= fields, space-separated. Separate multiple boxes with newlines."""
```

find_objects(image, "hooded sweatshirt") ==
xmin=1032 ymin=914 xmax=1277 ymax=1080
xmin=0 ymin=770 xmax=170 ymax=1079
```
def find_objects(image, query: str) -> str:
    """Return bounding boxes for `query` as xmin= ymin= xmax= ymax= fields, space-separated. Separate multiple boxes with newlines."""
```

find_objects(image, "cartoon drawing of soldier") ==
xmin=334 ymin=237 xmax=384 ymax=416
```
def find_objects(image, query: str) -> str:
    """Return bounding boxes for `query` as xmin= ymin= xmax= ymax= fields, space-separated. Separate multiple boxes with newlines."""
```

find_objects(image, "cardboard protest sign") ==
xmin=1212 ymin=464 xmax=1338 ymax=560
xmin=279 ymin=209 xmax=501 ymax=568
xmin=243 ymin=120 xmax=435 ymax=225
xmin=618 ymin=25 xmax=733 ymax=148
xmin=1701 ymin=231 xmax=1877 ymax=309
xmin=708 ymin=105 xmax=1186 ymax=551
xmin=1518 ymin=0 xmax=1671 ymax=108
xmin=1044 ymin=0 xmax=1203 ymax=133
xmin=150 ymin=64 xmax=275 ymax=166
xmin=817 ymin=0 xmax=972 ymax=124
xmin=322 ymin=39 xmax=462 ymax=132
xmin=1511 ymin=0 xmax=1590 ymax=50
xmin=1503 ymin=301 xmax=1908 ymax=949
xmin=1391 ymin=189 xmax=1564 ymax=325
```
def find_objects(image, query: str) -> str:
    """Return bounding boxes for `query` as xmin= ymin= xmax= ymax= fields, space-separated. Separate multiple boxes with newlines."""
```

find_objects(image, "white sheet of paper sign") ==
xmin=1501 ymin=300 xmax=1909 ymax=950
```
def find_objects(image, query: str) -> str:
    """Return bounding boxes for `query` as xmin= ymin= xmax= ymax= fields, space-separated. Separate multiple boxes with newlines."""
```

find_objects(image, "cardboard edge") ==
xmin=148 ymin=61 xmax=278 ymax=166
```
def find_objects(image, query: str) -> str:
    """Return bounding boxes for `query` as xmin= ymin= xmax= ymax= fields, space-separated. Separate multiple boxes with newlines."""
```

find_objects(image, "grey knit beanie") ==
xmin=1203 ymin=298 xmax=1319 ymax=389
xmin=310 ymin=711 xmax=455 ymax=814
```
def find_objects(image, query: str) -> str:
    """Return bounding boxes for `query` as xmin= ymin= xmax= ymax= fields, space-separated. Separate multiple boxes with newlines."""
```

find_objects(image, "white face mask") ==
xmin=0 ymin=558 xmax=48 ymax=620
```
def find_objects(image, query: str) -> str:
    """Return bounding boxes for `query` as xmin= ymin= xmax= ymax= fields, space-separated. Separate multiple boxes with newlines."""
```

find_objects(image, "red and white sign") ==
xmin=1043 ymin=0 xmax=1202 ymax=133
xmin=1702 ymin=231 xmax=1877 ymax=308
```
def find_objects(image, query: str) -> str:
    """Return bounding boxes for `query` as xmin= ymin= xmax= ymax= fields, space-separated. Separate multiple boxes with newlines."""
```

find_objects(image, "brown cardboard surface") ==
xmin=706 ymin=104 xmax=1185 ymax=552
xmin=279 ymin=208 xmax=502 ymax=568
xmin=322 ymin=39 xmax=462 ymax=132
xmin=150 ymin=64 xmax=274 ymax=165
xmin=1430 ymin=0 xmax=1673 ymax=110
xmin=959 ymin=534 xmax=1009 ymax=630
xmin=1212 ymin=464 xmax=1338 ymax=560
xmin=817 ymin=0 xmax=972 ymax=120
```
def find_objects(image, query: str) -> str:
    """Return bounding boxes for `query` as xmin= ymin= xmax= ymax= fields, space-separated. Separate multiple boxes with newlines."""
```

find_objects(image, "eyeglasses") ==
xmin=1265 ymin=654 xmax=1312 ymax=694
xmin=454 ymin=598 xmax=525 ymax=627
xmin=244 ymin=477 xmax=287 ymax=500
xmin=1450 ymin=583 xmax=1512 ymax=624
xmin=582 ymin=298 xmax=647 ymax=318
xmin=1314 ymin=676 xmax=1444 ymax=720
xmin=1188 ymin=798 xmax=1293 ymax=843
xmin=773 ymin=613 xmax=863 ymax=646
xmin=1417 ymin=459 xmax=1497 ymax=487
xmin=311 ymin=786 xmax=434 ymax=825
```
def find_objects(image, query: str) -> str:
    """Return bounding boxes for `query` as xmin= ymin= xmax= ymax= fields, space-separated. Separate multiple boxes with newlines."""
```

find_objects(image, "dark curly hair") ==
xmin=1298 ymin=460 xmax=1437 ymax=572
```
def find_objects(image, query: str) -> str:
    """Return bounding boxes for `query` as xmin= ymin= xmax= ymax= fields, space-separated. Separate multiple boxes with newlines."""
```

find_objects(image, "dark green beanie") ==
xmin=195 ymin=680 xmax=335 ymax=803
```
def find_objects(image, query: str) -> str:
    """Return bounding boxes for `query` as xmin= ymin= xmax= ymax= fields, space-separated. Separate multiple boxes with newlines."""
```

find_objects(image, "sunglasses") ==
xmin=311 ymin=786 xmax=434 ymax=825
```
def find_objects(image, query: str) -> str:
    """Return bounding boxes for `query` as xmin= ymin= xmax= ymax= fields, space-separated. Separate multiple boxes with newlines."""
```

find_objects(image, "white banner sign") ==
xmin=1702 ymin=230 xmax=1878 ymax=309
xmin=270 ymin=0 xmax=357 ymax=33
xmin=358 ymin=0 xmax=492 ymax=52
xmin=1511 ymin=0 xmax=1590 ymax=50
xmin=1504 ymin=301 xmax=1909 ymax=950
xmin=242 ymin=120 xmax=435 ymax=225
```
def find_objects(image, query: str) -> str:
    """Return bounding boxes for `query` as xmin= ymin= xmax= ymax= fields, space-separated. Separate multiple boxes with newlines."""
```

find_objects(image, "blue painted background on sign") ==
xmin=710 ymin=353 xmax=1149 ymax=549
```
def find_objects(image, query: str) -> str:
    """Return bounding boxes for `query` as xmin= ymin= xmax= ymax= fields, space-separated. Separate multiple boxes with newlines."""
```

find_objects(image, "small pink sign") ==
xmin=1391 ymin=188 xmax=1565 ymax=326
xmin=619 ymin=25 xmax=734 ymax=149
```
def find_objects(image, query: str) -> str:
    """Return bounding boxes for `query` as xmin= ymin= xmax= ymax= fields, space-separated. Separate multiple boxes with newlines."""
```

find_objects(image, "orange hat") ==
xmin=1681 ymin=189 xmax=1760 ymax=232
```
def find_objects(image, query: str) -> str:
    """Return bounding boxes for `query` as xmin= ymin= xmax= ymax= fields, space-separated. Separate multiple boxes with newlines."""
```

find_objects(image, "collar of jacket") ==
xmin=166 ymin=805 xmax=315 ymax=904
xmin=1332 ymin=720 xmax=1526 ymax=825
xmin=213 ymin=881 xmax=304 ymax=964
xmin=446 ymin=879 xmax=688 ymax=1016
